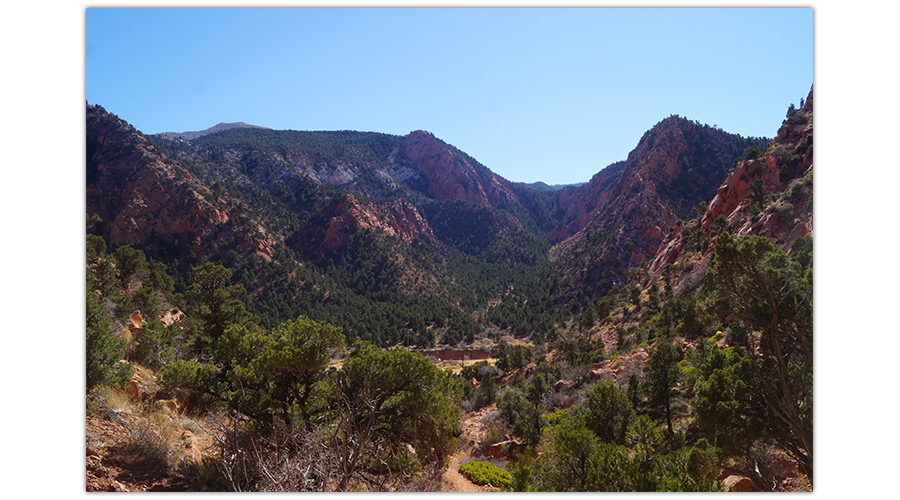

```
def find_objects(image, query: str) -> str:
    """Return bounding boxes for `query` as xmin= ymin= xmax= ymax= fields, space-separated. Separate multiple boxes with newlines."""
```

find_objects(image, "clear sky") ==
xmin=86 ymin=7 xmax=812 ymax=185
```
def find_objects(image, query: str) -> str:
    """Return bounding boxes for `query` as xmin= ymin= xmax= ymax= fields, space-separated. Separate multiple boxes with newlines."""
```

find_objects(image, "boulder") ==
xmin=488 ymin=440 xmax=515 ymax=459
xmin=155 ymin=399 xmax=180 ymax=414
xmin=553 ymin=379 xmax=575 ymax=392
xmin=770 ymin=458 xmax=799 ymax=481
xmin=127 ymin=310 xmax=145 ymax=333
xmin=158 ymin=308 xmax=185 ymax=327
xmin=125 ymin=373 xmax=140 ymax=401
xmin=179 ymin=430 xmax=202 ymax=465
xmin=723 ymin=475 xmax=757 ymax=492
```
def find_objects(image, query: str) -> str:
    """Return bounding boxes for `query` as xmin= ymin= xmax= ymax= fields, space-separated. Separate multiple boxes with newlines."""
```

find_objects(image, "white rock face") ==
xmin=388 ymin=160 xmax=422 ymax=182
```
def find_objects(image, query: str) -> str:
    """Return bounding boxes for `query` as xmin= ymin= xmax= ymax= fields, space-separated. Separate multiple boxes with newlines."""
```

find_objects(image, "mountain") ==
xmin=516 ymin=181 xmax=583 ymax=192
xmin=650 ymin=86 xmax=813 ymax=282
xmin=86 ymin=104 xmax=278 ymax=266
xmin=89 ymin=103 xmax=562 ymax=344
xmin=86 ymin=96 xmax=787 ymax=345
xmin=548 ymin=117 xmax=768 ymax=301
xmin=154 ymin=121 xmax=271 ymax=140
xmin=85 ymin=88 xmax=813 ymax=492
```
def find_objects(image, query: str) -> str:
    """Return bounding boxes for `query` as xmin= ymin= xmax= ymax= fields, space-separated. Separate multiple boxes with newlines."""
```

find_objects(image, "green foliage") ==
xmin=535 ymin=416 xmax=605 ymax=491
xmin=184 ymin=262 xmax=255 ymax=356
xmin=791 ymin=234 xmax=813 ymax=269
xmin=779 ymin=153 xmax=805 ymax=182
xmin=86 ymin=290 xmax=132 ymax=391
xmin=506 ymin=450 xmax=536 ymax=491
xmin=227 ymin=317 xmax=345 ymax=425
xmin=627 ymin=414 xmax=663 ymax=463
xmin=127 ymin=319 xmax=176 ymax=370
xmin=526 ymin=410 xmax=721 ymax=492
xmin=458 ymin=460 xmax=511 ymax=489
xmin=645 ymin=342 xmax=680 ymax=435
xmin=626 ymin=372 xmax=643 ymax=410
xmin=742 ymin=145 xmax=763 ymax=161
xmin=692 ymin=346 xmax=769 ymax=459
xmin=579 ymin=305 xmax=595 ymax=332
xmin=747 ymin=179 xmax=767 ymax=209
xmin=583 ymin=380 xmax=634 ymax=443
xmin=461 ymin=362 xmax=499 ymax=410
xmin=497 ymin=376 xmax=547 ymax=447
xmin=339 ymin=340 xmax=463 ymax=458
xmin=742 ymin=201 xmax=761 ymax=218
xmin=495 ymin=341 xmax=533 ymax=372
xmin=111 ymin=245 xmax=148 ymax=290
xmin=157 ymin=358 xmax=228 ymax=410
xmin=675 ymin=297 xmax=705 ymax=339
xmin=656 ymin=439 xmax=723 ymax=492
xmin=555 ymin=331 xmax=605 ymax=367
xmin=707 ymin=232 xmax=813 ymax=477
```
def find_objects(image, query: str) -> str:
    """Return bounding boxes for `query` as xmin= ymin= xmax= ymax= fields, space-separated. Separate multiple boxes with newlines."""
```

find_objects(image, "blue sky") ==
xmin=86 ymin=7 xmax=812 ymax=185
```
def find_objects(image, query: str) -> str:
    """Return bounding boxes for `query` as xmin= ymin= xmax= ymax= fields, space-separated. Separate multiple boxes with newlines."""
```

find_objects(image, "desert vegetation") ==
xmin=86 ymin=91 xmax=812 ymax=491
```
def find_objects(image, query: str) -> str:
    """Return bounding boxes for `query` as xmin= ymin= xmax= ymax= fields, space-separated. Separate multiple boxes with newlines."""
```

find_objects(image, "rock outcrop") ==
xmin=290 ymin=193 xmax=433 ymax=260
xmin=549 ymin=161 xmax=625 ymax=244
xmin=550 ymin=115 xmax=766 ymax=296
xmin=401 ymin=130 xmax=517 ymax=208
xmin=86 ymin=103 xmax=276 ymax=264
xmin=722 ymin=475 xmax=758 ymax=492
xmin=650 ymin=84 xmax=813 ymax=277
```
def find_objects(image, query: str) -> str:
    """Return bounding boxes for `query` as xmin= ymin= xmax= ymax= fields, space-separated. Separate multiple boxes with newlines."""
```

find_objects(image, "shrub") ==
xmin=107 ymin=421 xmax=179 ymax=474
xmin=742 ymin=202 xmax=761 ymax=219
xmin=458 ymin=460 xmax=511 ymax=489
xmin=742 ymin=146 xmax=762 ymax=161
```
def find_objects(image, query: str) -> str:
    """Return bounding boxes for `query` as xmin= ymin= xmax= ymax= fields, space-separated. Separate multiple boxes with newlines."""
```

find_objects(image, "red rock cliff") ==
xmin=291 ymin=193 xmax=433 ymax=259
xmin=401 ymin=130 xmax=517 ymax=207
xmin=86 ymin=103 xmax=276 ymax=262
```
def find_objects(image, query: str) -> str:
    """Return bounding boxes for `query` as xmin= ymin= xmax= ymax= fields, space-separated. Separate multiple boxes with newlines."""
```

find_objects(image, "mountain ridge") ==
xmin=87 ymin=97 xmax=791 ymax=343
xmin=155 ymin=121 xmax=271 ymax=141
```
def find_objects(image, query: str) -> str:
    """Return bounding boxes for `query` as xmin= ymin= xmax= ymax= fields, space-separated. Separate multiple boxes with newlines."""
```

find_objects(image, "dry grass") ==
xmin=88 ymin=380 xmax=212 ymax=485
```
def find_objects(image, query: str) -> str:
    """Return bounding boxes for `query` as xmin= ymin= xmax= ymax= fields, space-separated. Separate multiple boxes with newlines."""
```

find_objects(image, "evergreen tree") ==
xmin=646 ymin=342 xmax=680 ymax=436
xmin=584 ymin=380 xmax=635 ymax=443
xmin=86 ymin=291 xmax=132 ymax=391
xmin=706 ymin=232 xmax=813 ymax=479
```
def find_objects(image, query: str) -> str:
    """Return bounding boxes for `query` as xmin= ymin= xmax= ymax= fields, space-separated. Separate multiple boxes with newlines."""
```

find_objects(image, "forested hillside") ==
xmin=86 ymin=86 xmax=812 ymax=492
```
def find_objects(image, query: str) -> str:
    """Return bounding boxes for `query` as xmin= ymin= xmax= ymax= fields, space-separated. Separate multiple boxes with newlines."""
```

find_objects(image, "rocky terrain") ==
xmin=85 ymin=85 xmax=812 ymax=492
xmin=549 ymin=116 xmax=768 ymax=297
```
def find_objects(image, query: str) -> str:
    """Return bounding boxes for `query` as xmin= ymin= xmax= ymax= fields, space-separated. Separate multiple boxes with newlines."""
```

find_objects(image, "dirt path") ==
xmin=440 ymin=405 xmax=504 ymax=492
xmin=442 ymin=451 xmax=496 ymax=492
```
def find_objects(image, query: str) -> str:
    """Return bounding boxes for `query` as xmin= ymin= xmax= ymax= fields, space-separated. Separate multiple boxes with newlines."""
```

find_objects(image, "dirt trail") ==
xmin=442 ymin=451 xmax=496 ymax=492
xmin=440 ymin=405 xmax=502 ymax=492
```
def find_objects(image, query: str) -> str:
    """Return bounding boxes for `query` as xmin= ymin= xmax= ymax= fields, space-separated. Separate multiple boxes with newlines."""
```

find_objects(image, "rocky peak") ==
xmin=154 ymin=122 xmax=271 ymax=141
xmin=86 ymin=103 xmax=276 ymax=263
xmin=550 ymin=115 xmax=766 ymax=297
xmin=400 ymin=130 xmax=517 ymax=207
xmin=650 ymin=85 xmax=813 ymax=278
xmin=625 ymin=115 xmax=694 ymax=185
